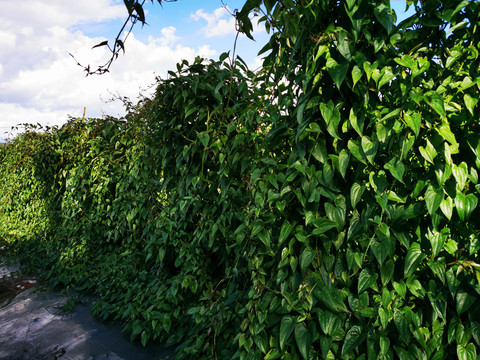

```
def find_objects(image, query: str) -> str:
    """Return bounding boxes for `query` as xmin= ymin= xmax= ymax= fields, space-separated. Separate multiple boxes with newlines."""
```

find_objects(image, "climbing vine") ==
xmin=2 ymin=1 xmax=480 ymax=359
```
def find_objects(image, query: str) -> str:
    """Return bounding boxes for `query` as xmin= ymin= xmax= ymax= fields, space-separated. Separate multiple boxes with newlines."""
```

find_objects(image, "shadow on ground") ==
xmin=0 ymin=263 xmax=174 ymax=360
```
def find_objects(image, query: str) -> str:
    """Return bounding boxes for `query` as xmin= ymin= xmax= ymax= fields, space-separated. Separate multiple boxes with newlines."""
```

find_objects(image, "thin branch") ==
xmin=71 ymin=0 xmax=177 ymax=76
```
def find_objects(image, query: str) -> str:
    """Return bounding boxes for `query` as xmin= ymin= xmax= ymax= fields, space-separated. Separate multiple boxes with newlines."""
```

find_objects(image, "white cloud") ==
xmin=0 ymin=1 xmax=220 ymax=141
xmin=191 ymin=8 xmax=237 ymax=38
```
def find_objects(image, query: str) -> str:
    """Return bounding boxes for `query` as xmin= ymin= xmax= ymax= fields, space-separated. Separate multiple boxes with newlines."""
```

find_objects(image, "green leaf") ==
xmin=378 ymin=67 xmax=395 ymax=89
xmin=419 ymin=139 xmax=438 ymax=165
xmin=348 ymin=140 xmax=366 ymax=164
xmin=395 ymin=54 xmax=414 ymax=68
xmin=369 ymin=171 xmax=387 ymax=194
xmin=425 ymin=184 xmax=442 ymax=215
xmin=300 ymin=247 xmax=315 ymax=274
xmin=453 ymin=162 xmax=468 ymax=191
xmin=381 ymin=260 xmax=395 ymax=286
xmin=279 ymin=220 xmax=294 ymax=245
xmin=456 ymin=290 xmax=476 ymax=315
xmin=384 ymin=158 xmax=405 ymax=183
xmin=464 ymin=94 xmax=478 ymax=116
xmin=404 ymin=242 xmax=426 ymax=278
xmin=471 ymin=321 xmax=480 ymax=347
xmin=436 ymin=122 xmax=458 ymax=146
xmin=361 ymin=136 xmax=377 ymax=164
xmin=254 ymin=331 xmax=268 ymax=354
xmin=426 ymin=228 xmax=448 ymax=258
xmin=352 ymin=65 xmax=362 ymax=88
xmin=312 ymin=217 xmax=337 ymax=234
xmin=317 ymin=310 xmax=337 ymax=336
xmin=141 ymin=330 xmax=149 ymax=347
xmin=326 ymin=57 xmax=349 ymax=89
xmin=197 ymin=132 xmax=210 ymax=147
xmin=334 ymin=30 xmax=352 ymax=61
xmin=393 ymin=280 xmax=407 ymax=299
xmin=280 ymin=315 xmax=298 ymax=350
xmin=313 ymin=284 xmax=348 ymax=313
xmin=457 ymin=343 xmax=477 ymax=360
xmin=312 ymin=138 xmax=328 ymax=164
xmin=295 ymin=322 xmax=312 ymax=359
xmin=338 ymin=149 xmax=349 ymax=179
xmin=349 ymin=107 xmax=364 ymax=136
xmin=404 ymin=112 xmax=421 ymax=137
xmin=350 ymin=182 xmax=365 ymax=209
xmin=374 ymin=3 xmax=393 ymax=34
xmin=320 ymin=101 xmax=341 ymax=139
xmin=455 ymin=191 xmax=478 ymax=222
xmin=341 ymin=325 xmax=365 ymax=356
xmin=237 ymin=0 xmax=261 ymax=39
xmin=394 ymin=309 xmax=411 ymax=344
xmin=371 ymin=223 xmax=393 ymax=264
xmin=358 ymin=268 xmax=375 ymax=293
xmin=424 ymin=91 xmax=446 ymax=118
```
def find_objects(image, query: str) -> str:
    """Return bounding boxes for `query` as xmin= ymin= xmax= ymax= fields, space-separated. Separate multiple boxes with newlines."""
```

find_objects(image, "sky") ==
xmin=0 ymin=0 xmax=413 ymax=142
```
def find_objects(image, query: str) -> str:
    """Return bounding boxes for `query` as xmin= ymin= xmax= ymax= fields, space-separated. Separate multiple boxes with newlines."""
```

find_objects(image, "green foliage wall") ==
xmin=2 ymin=1 xmax=480 ymax=359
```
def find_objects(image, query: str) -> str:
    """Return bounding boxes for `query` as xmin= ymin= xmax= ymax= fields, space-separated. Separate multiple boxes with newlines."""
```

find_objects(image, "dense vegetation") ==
xmin=2 ymin=0 xmax=480 ymax=359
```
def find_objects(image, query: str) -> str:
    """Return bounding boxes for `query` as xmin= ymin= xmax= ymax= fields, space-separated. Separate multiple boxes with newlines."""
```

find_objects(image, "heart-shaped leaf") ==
xmin=280 ymin=315 xmax=297 ymax=350
xmin=464 ymin=94 xmax=478 ymax=116
xmin=350 ymin=182 xmax=365 ymax=209
xmin=419 ymin=139 xmax=438 ymax=165
xmin=453 ymin=162 xmax=468 ymax=191
xmin=361 ymin=136 xmax=378 ymax=164
xmin=295 ymin=322 xmax=313 ymax=359
xmin=358 ymin=268 xmax=375 ymax=293
xmin=440 ymin=196 xmax=454 ymax=220
xmin=341 ymin=325 xmax=365 ymax=356
xmin=424 ymin=91 xmax=446 ymax=118
xmin=404 ymin=112 xmax=421 ymax=137
xmin=455 ymin=191 xmax=478 ymax=222
xmin=404 ymin=242 xmax=426 ymax=278
xmin=374 ymin=3 xmax=393 ymax=34
xmin=320 ymin=101 xmax=341 ymax=139
xmin=326 ymin=57 xmax=349 ymax=89
xmin=425 ymin=185 xmax=443 ymax=215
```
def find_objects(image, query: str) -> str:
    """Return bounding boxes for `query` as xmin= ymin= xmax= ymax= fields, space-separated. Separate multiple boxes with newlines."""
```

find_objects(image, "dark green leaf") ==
xmin=341 ymin=325 xmax=365 ymax=356
xmin=300 ymin=247 xmax=315 ymax=274
xmin=381 ymin=260 xmax=395 ymax=286
xmin=320 ymin=101 xmax=341 ymax=139
xmin=404 ymin=242 xmax=426 ymax=278
xmin=254 ymin=331 xmax=268 ymax=354
xmin=424 ymin=91 xmax=446 ymax=118
xmin=404 ymin=112 xmax=421 ymax=138
xmin=326 ymin=58 xmax=349 ymax=89
xmin=456 ymin=290 xmax=476 ymax=315
xmin=197 ymin=132 xmax=210 ymax=147
xmin=371 ymin=227 xmax=392 ymax=265
xmin=457 ymin=343 xmax=477 ymax=360
xmin=455 ymin=191 xmax=478 ymax=222
xmin=464 ymin=94 xmax=478 ymax=116
xmin=425 ymin=184 xmax=442 ymax=215
xmin=280 ymin=315 xmax=298 ymax=350
xmin=471 ymin=321 xmax=480 ymax=347
xmin=279 ymin=220 xmax=294 ymax=245
xmin=358 ymin=268 xmax=375 ymax=293
xmin=312 ymin=217 xmax=337 ymax=234
xmin=295 ymin=322 xmax=312 ymax=359
xmin=374 ymin=3 xmax=393 ymax=34
xmin=419 ymin=139 xmax=438 ymax=165
xmin=350 ymin=182 xmax=365 ymax=209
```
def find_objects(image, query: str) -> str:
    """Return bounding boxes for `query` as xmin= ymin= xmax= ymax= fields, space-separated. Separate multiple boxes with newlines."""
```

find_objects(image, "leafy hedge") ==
xmin=2 ymin=0 xmax=480 ymax=359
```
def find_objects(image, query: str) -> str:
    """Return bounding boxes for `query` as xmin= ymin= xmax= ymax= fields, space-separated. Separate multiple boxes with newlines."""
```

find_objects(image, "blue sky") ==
xmin=0 ymin=1 xmax=413 ymax=141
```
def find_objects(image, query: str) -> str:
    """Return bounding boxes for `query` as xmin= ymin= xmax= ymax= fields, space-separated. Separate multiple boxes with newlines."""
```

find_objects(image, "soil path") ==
xmin=0 ymin=263 xmax=174 ymax=360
